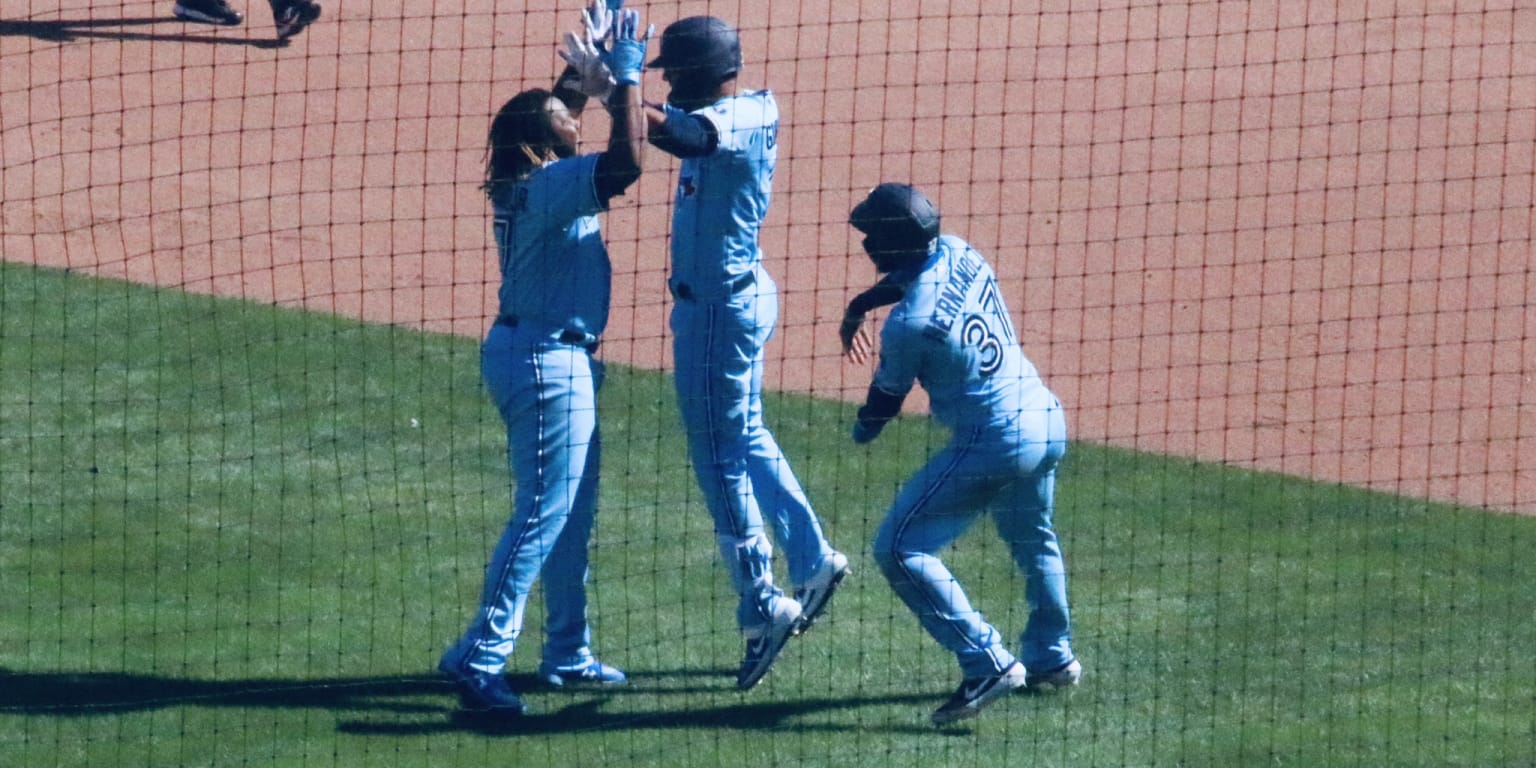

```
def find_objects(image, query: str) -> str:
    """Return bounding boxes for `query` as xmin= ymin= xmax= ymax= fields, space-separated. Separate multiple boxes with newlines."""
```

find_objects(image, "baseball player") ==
xmin=436 ymin=5 xmax=650 ymax=716
xmin=840 ymin=183 xmax=1082 ymax=725
xmin=643 ymin=16 xmax=849 ymax=690
xmin=172 ymin=0 xmax=321 ymax=39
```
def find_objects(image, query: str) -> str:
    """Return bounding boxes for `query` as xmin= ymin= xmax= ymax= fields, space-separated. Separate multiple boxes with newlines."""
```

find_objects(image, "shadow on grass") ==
xmin=0 ymin=668 xmax=445 ymax=716
xmin=0 ymin=16 xmax=290 ymax=47
xmin=0 ymin=667 xmax=945 ymax=735
xmin=399 ymin=692 xmax=949 ymax=737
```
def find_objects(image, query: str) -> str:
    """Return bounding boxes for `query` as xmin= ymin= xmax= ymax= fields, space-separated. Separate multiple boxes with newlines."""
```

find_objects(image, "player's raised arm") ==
xmin=643 ymin=102 xmax=719 ymax=159
xmin=592 ymin=9 xmax=649 ymax=200
xmin=555 ymin=2 xmax=622 ymax=117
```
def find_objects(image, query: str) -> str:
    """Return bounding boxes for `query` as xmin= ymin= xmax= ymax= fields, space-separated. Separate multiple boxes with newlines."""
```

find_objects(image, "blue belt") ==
xmin=495 ymin=315 xmax=598 ymax=353
xmin=670 ymin=271 xmax=756 ymax=301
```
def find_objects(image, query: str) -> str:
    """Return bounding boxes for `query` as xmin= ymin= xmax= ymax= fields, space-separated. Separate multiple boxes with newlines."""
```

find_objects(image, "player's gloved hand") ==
xmin=559 ymin=30 xmax=615 ymax=99
xmin=604 ymin=9 xmax=652 ymax=87
xmin=851 ymin=418 xmax=884 ymax=444
xmin=851 ymin=384 xmax=903 ymax=444
xmin=580 ymin=1 xmax=614 ymax=43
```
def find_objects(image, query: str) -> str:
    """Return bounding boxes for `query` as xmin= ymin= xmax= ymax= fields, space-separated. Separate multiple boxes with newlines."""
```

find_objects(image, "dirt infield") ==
xmin=2 ymin=0 xmax=1532 ymax=511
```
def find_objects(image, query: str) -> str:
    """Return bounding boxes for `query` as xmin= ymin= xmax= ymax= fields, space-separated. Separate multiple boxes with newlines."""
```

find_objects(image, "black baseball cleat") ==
xmin=736 ymin=596 xmax=802 ymax=690
xmin=930 ymin=661 xmax=1028 ymax=725
xmin=271 ymin=0 xmax=321 ymax=39
xmin=173 ymin=0 xmax=244 ymax=25
xmin=439 ymin=659 xmax=529 ymax=716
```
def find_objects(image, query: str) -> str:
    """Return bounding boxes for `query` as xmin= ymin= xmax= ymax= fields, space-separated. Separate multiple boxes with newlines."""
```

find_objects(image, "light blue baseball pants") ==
xmin=670 ymin=273 xmax=834 ymax=632
xmin=873 ymin=402 xmax=1074 ymax=679
xmin=442 ymin=323 xmax=603 ymax=674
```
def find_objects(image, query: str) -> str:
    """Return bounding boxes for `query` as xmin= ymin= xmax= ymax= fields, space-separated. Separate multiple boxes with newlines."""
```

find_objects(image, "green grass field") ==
xmin=3 ymin=262 xmax=1533 ymax=767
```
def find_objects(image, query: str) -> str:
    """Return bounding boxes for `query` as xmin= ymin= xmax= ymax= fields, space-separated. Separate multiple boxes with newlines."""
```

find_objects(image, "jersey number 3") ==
xmin=961 ymin=277 xmax=1016 ymax=377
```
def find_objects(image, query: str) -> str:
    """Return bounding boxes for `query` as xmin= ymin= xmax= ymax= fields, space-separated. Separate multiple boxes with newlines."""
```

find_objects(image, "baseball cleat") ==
xmin=793 ymin=550 xmax=850 ymax=634
xmin=930 ymin=661 xmax=1028 ymax=725
xmin=173 ymin=0 xmax=243 ymax=25
xmin=538 ymin=659 xmax=628 ymax=687
xmin=1025 ymin=657 xmax=1082 ymax=690
xmin=438 ymin=658 xmax=529 ymax=715
xmin=736 ymin=596 xmax=802 ymax=690
xmin=270 ymin=0 xmax=321 ymax=39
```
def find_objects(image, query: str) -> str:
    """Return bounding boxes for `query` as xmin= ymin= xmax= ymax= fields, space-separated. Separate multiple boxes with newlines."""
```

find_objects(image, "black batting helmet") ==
xmin=850 ymin=183 xmax=942 ymax=247
xmin=647 ymin=16 xmax=742 ymax=84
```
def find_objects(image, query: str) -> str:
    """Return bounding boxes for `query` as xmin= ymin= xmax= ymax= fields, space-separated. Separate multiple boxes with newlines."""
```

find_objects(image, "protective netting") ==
xmin=2 ymin=1 xmax=1532 ymax=765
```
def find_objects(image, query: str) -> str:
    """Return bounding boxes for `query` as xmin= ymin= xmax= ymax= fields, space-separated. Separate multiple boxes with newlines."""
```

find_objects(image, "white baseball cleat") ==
xmin=930 ymin=661 xmax=1028 ymax=725
xmin=736 ymin=596 xmax=802 ymax=690
xmin=1025 ymin=658 xmax=1082 ymax=690
xmin=793 ymin=550 xmax=850 ymax=634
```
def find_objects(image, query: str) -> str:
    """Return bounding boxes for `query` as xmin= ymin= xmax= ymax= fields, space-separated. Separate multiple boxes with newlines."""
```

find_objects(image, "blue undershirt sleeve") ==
xmin=649 ymin=109 xmax=719 ymax=158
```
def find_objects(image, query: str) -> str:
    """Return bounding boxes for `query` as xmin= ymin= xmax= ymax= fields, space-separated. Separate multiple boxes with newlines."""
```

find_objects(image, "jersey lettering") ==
xmin=925 ymin=248 xmax=984 ymax=340
xmin=493 ymin=217 xmax=512 ymax=277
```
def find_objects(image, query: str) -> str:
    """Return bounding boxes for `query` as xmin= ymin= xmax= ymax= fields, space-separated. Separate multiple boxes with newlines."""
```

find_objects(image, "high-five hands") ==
xmin=559 ymin=4 xmax=618 ymax=99
xmin=603 ymin=9 xmax=653 ymax=87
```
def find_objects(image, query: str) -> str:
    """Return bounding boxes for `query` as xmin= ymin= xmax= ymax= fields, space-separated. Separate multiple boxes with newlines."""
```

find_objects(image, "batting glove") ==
xmin=604 ymin=9 xmax=652 ymax=87
xmin=559 ymin=30 xmax=614 ymax=99
xmin=581 ymin=1 xmax=614 ymax=43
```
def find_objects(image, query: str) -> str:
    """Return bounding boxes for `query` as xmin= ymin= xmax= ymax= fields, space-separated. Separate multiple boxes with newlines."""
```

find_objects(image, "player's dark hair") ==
xmin=484 ymin=88 xmax=558 ymax=192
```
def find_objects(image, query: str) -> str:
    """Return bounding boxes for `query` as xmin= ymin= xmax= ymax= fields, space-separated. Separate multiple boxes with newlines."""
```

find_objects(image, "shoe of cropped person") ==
xmin=1025 ymin=657 xmax=1082 ymax=690
xmin=173 ymin=0 xmax=243 ymax=25
xmin=736 ymin=596 xmax=802 ymax=690
xmin=270 ymin=0 xmax=321 ymax=39
xmin=438 ymin=657 xmax=529 ymax=715
xmin=793 ymin=550 xmax=850 ymax=634
xmin=538 ymin=659 xmax=628 ymax=687
xmin=930 ymin=661 xmax=1028 ymax=725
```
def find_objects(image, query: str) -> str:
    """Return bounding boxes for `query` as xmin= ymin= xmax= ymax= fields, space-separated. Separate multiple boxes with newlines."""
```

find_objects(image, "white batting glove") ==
xmin=558 ymin=30 xmax=615 ymax=99
xmin=581 ymin=1 xmax=614 ymax=43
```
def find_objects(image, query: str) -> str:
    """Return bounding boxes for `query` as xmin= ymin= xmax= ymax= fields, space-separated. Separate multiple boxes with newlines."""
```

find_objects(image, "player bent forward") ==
xmin=840 ymin=183 xmax=1083 ymax=726
xmin=436 ymin=6 xmax=650 ymax=717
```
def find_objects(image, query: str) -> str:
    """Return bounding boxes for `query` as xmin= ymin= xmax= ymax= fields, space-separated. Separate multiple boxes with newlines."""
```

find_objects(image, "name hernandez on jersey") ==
xmin=871 ymin=236 xmax=1052 ymax=432
xmin=923 ymin=244 xmax=984 ymax=342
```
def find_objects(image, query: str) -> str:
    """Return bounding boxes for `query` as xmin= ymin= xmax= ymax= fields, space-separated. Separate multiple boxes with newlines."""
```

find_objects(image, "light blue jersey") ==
xmin=865 ymin=234 xmax=1075 ymax=681
xmin=663 ymin=87 xmax=840 ymax=640
xmin=668 ymin=90 xmax=778 ymax=301
xmin=441 ymin=152 xmax=616 ymax=682
xmin=491 ymin=152 xmax=610 ymax=340
xmin=873 ymin=235 xmax=1058 ymax=430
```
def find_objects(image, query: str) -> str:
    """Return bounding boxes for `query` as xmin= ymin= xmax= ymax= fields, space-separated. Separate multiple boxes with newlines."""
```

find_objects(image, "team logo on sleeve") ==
xmin=678 ymin=175 xmax=697 ymax=198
